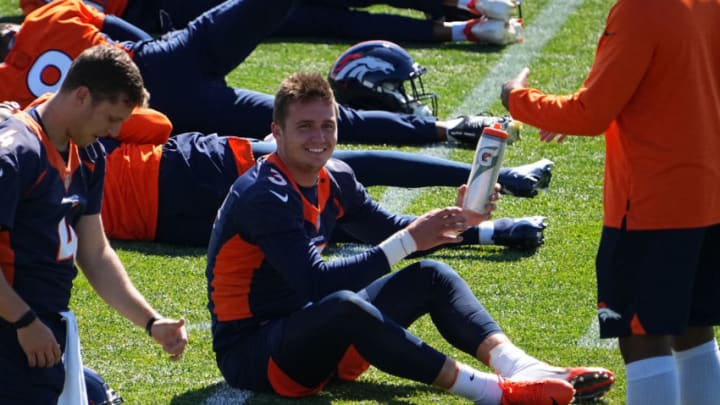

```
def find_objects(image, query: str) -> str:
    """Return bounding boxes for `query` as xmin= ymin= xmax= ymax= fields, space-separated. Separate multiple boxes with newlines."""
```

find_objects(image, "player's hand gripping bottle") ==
xmin=463 ymin=125 xmax=508 ymax=214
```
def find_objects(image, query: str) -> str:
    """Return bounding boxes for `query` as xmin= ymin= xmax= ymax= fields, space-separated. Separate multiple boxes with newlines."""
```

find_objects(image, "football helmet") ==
xmin=85 ymin=367 xmax=124 ymax=405
xmin=328 ymin=40 xmax=438 ymax=117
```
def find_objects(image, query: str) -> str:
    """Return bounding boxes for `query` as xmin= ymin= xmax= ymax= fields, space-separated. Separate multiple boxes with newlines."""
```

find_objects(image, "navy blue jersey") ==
xmin=0 ymin=111 xmax=105 ymax=313
xmin=207 ymin=153 xmax=411 ymax=352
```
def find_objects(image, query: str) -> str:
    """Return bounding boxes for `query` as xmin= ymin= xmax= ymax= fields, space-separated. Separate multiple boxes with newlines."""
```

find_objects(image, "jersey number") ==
xmin=57 ymin=217 xmax=78 ymax=262
xmin=27 ymin=50 xmax=74 ymax=98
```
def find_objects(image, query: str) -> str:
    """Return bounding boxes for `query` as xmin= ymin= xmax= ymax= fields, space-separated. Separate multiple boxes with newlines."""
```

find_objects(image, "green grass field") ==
xmin=1 ymin=0 xmax=634 ymax=403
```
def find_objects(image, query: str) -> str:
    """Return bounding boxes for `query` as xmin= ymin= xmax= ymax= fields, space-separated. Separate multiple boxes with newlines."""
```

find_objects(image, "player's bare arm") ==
xmin=74 ymin=214 xmax=188 ymax=360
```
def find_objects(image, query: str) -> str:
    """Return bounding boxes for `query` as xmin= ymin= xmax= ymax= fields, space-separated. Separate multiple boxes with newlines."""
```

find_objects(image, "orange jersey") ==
xmin=101 ymin=106 xmax=172 ymax=241
xmin=508 ymin=0 xmax=720 ymax=230
xmin=102 ymin=142 xmax=163 ymax=240
xmin=20 ymin=0 xmax=129 ymax=16
xmin=1 ymin=0 xmax=129 ymax=107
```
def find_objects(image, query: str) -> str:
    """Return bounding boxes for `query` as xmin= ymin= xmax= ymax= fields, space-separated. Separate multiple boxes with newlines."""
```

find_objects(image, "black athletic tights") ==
xmin=275 ymin=259 xmax=502 ymax=387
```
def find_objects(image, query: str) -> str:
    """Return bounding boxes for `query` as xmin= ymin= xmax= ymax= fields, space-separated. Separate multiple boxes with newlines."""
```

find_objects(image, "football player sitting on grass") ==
xmin=204 ymin=72 xmax=615 ymax=405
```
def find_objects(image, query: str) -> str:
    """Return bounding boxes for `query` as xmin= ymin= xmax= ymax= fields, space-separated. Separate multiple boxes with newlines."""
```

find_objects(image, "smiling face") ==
xmin=272 ymin=98 xmax=337 ymax=186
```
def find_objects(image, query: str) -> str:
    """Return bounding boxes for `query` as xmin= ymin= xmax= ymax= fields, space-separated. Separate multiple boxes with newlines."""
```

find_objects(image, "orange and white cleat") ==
xmin=498 ymin=377 xmax=575 ymax=405
xmin=461 ymin=0 xmax=518 ymax=21
xmin=512 ymin=365 xmax=616 ymax=402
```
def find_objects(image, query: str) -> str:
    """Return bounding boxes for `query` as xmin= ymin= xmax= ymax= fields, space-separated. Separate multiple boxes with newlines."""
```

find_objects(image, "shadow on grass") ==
xmin=110 ymin=239 xmax=207 ymax=257
xmin=171 ymin=378 xmax=441 ymax=405
xmin=0 ymin=16 xmax=23 ymax=24
xmin=430 ymin=244 xmax=542 ymax=262
xmin=264 ymin=36 xmax=507 ymax=55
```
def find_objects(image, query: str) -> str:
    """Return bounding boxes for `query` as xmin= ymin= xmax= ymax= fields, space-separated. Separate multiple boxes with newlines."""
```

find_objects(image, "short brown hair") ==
xmin=273 ymin=72 xmax=338 ymax=127
xmin=60 ymin=45 xmax=148 ymax=108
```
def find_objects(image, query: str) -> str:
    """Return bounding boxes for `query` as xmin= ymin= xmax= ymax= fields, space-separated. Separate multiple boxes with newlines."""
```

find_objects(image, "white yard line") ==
xmin=205 ymin=1 xmax=590 ymax=402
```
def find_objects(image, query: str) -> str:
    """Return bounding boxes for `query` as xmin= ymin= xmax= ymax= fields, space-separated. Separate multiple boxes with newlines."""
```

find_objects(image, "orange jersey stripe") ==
xmin=226 ymin=136 xmax=255 ymax=176
xmin=337 ymin=345 xmax=370 ymax=381
xmin=14 ymin=111 xmax=80 ymax=192
xmin=211 ymin=235 xmax=265 ymax=321
xmin=268 ymin=357 xmax=331 ymax=398
xmin=0 ymin=231 xmax=16 ymax=285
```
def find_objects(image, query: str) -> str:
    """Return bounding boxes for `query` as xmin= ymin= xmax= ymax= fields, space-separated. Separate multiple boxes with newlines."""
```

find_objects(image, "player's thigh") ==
xmin=688 ymin=223 xmax=720 ymax=326
xmin=596 ymin=226 xmax=707 ymax=337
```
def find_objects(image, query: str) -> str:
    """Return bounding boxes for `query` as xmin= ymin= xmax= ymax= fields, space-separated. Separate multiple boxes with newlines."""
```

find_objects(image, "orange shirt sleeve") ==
xmin=509 ymin=0 xmax=653 ymax=135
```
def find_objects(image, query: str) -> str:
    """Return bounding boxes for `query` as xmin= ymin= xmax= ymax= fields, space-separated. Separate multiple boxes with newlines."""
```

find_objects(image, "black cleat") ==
xmin=492 ymin=216 xmax=547 ymax=249
xmin=498 ymin=158 xmax=554 ymax=197
xmin=447 ymin=114 xmax=521 ymax=145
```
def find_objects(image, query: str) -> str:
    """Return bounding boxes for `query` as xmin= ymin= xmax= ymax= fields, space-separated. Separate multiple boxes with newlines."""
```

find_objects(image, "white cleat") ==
xmin=462 ymin=0 xmax=518 ymax=21
xmin=466 ymin=17 xmax=524 ymax=46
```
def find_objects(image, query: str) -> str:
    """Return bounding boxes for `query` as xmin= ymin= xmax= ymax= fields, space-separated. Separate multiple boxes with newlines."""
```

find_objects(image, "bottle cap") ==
xmin=482 ymin=126 xmax=509 ymax=139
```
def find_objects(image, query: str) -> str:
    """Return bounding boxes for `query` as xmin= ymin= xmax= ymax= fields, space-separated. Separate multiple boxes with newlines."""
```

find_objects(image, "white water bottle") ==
xmin=463 ymin=125 xmax=508 ymax=214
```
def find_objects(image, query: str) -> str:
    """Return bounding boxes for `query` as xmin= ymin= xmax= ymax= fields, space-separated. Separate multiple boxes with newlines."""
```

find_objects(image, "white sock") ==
xmin=626 ymin=356 xmax=679 ymax=405
xmin=447 ymin=362 xmax=503 ymax=405
xmin=478 ymin=221 xmax=495 ymax=245
xmin=487 ymin=342 xmax=543 ymax=378
xmin=673 ymin=339 xmax=720 ymax=404
xmin=450 ymin=22 xmax=470 ymax=42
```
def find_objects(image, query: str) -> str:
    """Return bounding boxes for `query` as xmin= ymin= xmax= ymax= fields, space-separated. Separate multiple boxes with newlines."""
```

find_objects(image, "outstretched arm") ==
xmin=75 ymin=214 xmax=187 ymax=361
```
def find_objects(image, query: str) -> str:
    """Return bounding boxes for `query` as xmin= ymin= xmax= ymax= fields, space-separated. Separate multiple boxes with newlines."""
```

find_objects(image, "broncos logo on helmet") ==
xmin=328 ymin=40 xmax=438 ymax=116
xmin=332 ymin=54 xmax=396 ymax=83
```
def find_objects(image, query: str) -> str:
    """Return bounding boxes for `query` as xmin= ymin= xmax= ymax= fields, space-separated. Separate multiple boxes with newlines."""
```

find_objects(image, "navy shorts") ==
xmin=595 ymin=224 xmax=720 ymax=338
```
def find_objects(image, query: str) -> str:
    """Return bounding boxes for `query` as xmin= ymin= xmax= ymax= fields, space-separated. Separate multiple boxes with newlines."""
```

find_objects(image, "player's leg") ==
xmin=177 ymin=0 xmax=297 ymax=77
xmin=671 ymin=223 xmax=720 ymax=404
xmin=274 ymin=290 xmax=448 ymax=389
xmin=272 ymin=288 xmax=574 ymax=404
xmin=358 ymin=260 xmax=576 ymax=403
xmin=332 ymin=149 xmax=469 ymax=186
xmin=155 ymin=0 xmax=227 ymax=32
xmin=274 ymin=5 xmax=436 ymax=42
xmin=597 ymin=226 xmax=710 ymax=405
xmin=360 ymin=260 xmax=503 ymax=353
xmin=132 ymin=0 xmax=296 ymax=133
xmin=362 ymin=259 xmax=610 ymax=402
xmin=336 ymin=105 xmax=440 ymax=144
xmin=331 ymin=149 xmax=553 ymax=197
xmin=155 ymin=133 xmax=247 ymax=244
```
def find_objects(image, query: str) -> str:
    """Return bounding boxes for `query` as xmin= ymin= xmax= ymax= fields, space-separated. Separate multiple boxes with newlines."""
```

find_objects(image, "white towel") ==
xmin=58 ymin=311 xmax=88 ymax=405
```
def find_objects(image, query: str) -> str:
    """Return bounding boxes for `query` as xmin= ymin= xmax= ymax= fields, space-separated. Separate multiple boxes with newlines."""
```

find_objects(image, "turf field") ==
xmin=1 ymin=0 xmax=630 ymax=403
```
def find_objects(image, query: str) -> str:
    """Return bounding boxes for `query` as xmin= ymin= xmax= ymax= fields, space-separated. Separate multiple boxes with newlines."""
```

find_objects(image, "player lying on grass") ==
xmin=1 ymin=0 xmax=517 ymax=145
xmin=0 ymin=99 xmax=553 ymax=248
xmin=20 ymin=0 xmax=523 ymax=45
xmin=205 ymin=72 xmax=615 ymax=405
